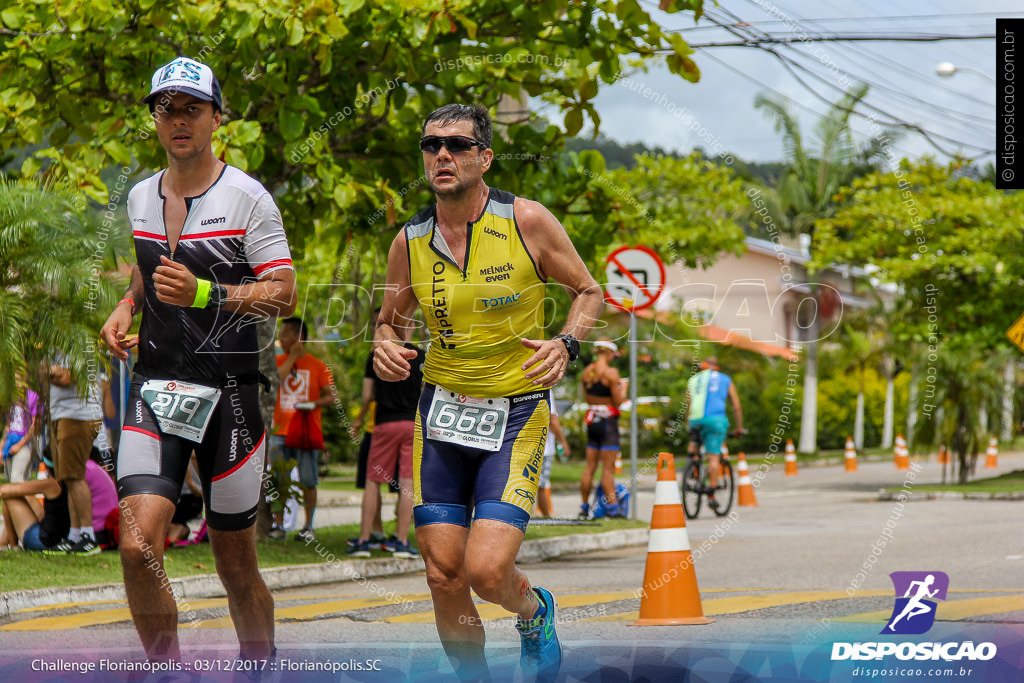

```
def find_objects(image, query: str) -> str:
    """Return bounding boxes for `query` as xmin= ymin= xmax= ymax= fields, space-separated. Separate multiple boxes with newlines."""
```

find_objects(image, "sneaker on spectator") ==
xmin=69 ymin=534 xmax=101 ymax=555
xmin=391 ymin=540 xmax=420 ymax=559
xmin=577 ymin=503 xmax=590 ymax=520
xmin=347 ymin=531 xmax=386 ymax=549
xmin=516 ymin=586 xmax=562 ymax=682
xmin=346 ymin=541 xmax=372 ymax=558
xmin=381 ymin=535 xmax=400 ymax=553
xmin=294 ymin=527 xmax=315 ymax=543
xmin=268 ymin=525 xmax=286 ymax=541
xmin=44 ymin=538 xmax=74 ymax=555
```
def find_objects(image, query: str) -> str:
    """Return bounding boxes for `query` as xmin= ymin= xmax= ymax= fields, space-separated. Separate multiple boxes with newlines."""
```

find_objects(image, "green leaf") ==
xmin=580 ymin=78 xmax=598 ymax=101
xmin=333 ymin=183 xmax=356 ymax=208
xmin=234 ymin=10 xmax=263 ymax=39
xmin=578 ymin=149 xmax=606 ymax=176
xmin=324 ymin=13 xmax=349 ymax=39
xmin=224 ymin=146 xmax=248 ymax=170
xmin=337 ymin=0 xmax=366 ymax=16
xmin=103 ymin=140 xmax=132 ymax=166
xmin=0 ymin=6 xmax=29 ymax=28
xmin=564 ymin=108 xmax=584 ymax=137
xmin=666 ymin=54 xmax=700 ymax=83
xmin=599 ymin=58 xmax=621 ymax=84
xmin=286 ymin=17 xmax=305 ymax=46
xmin=279 ymin=107 xmax=305 ymax=142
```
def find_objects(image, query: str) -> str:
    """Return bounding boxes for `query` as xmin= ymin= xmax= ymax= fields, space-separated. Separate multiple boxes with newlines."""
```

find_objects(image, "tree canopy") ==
xmin=813 ymin=159 xmax=1024 ymax=352
xmin=0 ymin=0 xmax=705 ymax=255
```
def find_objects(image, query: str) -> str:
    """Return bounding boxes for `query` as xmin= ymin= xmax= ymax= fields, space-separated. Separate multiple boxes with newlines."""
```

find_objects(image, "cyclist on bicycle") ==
xmin=685 ymin=357 xmax=745 ymax=510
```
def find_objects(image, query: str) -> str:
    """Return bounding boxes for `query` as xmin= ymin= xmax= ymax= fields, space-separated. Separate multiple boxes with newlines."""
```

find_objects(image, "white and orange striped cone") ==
xmin=784 ymin=439 xmax=798 ymax=476
xmin=937 ymin=445 xmax=949 ymax=465
xmin=631 ymin=452 xmax=713 ymax=626
xmin=736 ymin=452 xmax=758 ymax=507
xmin=844 ymin=436 xmax=858 ymax=472
xmin=894 ymin=434 xmax=910 ymax=470
xmin=615 ymin=453 xmax=623 ymax=474
xmin=985 ymin=437 xmax=998 ymax=468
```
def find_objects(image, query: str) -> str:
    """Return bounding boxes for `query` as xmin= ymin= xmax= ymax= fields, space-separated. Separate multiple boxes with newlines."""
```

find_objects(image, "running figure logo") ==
xmin=882 ymin=571 xmax=949 ymax=635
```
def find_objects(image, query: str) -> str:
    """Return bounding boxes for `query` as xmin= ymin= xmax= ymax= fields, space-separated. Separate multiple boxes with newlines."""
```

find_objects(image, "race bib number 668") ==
xmin=426 ymin=386 xmax=509 ymax=452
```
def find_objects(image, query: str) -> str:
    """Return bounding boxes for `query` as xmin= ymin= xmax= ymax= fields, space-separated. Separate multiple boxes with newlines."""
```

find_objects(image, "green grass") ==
xmin=910 ymin=469 xmax=1024 ymax=494
xmin=0 ymin=518 xmax=644 ymax=594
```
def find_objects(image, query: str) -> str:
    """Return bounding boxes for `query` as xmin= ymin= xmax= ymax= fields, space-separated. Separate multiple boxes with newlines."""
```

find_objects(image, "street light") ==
xmin=936 ymin=61 xmax=995 ymax=82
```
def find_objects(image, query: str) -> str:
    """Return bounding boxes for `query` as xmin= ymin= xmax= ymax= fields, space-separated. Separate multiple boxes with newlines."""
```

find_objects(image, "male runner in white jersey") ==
xmin=100 ymin=57 xmax=295 ymax=664
xmin=374 ymin=104 xmax=603 ymax=681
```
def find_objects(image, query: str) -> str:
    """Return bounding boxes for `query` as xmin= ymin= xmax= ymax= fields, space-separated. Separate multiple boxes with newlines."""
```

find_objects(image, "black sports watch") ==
xmin=553 ymin=333 xmax=580 ymax=362
xmin=206 ymin=284 xmax=228 ymax=309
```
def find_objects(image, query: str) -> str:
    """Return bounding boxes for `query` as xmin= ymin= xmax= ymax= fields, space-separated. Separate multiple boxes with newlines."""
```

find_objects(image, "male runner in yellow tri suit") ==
xmin=374 ymin=104 xmax=603 ymax=682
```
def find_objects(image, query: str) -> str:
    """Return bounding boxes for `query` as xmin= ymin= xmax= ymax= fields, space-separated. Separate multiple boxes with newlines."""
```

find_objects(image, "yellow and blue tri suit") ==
xmin=406 ymin=188 xmax=550 ymax=531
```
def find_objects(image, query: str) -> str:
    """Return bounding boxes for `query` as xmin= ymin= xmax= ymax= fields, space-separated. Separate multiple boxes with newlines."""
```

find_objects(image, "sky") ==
xmin=571 ymin=0 xmax=1015 ymax=166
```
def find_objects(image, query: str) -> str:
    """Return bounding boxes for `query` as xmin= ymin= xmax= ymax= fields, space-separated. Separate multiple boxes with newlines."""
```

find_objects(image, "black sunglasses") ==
xmin=419 ymin=135 xmax=486 ymax=154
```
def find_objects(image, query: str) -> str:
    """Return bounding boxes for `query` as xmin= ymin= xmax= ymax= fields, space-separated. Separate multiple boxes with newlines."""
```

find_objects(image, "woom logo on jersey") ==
xmin=831 ymin=571 xmax=997 ymax=663
xmin=200 ymin=216 xmax=227 ymax=226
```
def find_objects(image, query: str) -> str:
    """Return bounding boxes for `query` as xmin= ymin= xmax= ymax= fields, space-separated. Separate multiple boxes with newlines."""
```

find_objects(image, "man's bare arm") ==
xmin=374 ymin=232 xmax=421 ymax=381
xmin=100 ymin=265 xmax=144 ymax=360
xmin=516 ymin=198 xmax=604 ymax=387
xmin=152 ymin=256 xmax=296 ymax=318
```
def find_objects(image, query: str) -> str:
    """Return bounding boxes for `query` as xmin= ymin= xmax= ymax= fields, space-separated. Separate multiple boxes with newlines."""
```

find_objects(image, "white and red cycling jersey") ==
xmin=128 ymin=164 xmax=292 ymax=383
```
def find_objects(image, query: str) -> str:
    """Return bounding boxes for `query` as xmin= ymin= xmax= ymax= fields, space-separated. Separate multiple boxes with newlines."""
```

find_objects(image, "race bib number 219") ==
xmin=141 ymin=380 xmax=221 ymax=443
xmin=426 ymin=386 xmax=509 ymax=452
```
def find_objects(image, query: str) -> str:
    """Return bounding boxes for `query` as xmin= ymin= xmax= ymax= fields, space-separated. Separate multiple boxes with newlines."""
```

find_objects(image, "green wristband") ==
xmin=192 ymin=278 xmax=212 ymax=308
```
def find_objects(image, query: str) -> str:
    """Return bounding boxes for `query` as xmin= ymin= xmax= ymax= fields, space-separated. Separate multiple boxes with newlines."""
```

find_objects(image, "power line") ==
xmin=679 ymin=33 xmax=995 ymax=48
xmin=710 ymin=4 xmax=994 ymax=154
xmin=696 ymin=8 xmax=992 ymax=157
xmin=670 ymin=10 xmax=1022 ymax=32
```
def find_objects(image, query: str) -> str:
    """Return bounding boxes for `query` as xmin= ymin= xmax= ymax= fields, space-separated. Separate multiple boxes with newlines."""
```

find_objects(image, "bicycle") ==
xmin=681 ymin=429 xmax=744 ymax=520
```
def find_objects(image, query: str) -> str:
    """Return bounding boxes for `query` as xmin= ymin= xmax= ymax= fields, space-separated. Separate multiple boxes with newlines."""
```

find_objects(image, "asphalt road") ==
xmin=1 ymin=454 xmax=1022 ymax=682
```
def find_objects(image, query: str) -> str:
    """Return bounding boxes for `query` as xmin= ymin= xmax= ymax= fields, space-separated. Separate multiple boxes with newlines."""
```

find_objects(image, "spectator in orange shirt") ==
xmin=270 ymin=317 xmax=336 ymax=541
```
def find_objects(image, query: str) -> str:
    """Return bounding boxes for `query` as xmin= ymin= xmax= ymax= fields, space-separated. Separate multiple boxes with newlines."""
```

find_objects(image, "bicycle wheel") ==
xmin=714 ymin=459 xmax=735 ymax=516
xmin=681 ymin=460 xmax=702 ymax=520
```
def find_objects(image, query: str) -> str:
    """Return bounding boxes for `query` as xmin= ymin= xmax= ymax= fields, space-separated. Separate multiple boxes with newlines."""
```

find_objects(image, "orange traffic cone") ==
xmin=844 ymin=436 xmax=858 ymax=472
xmin=615 ymin=453 xmax=623 ymax=474
xmin=736 ymin=452 xmax=758 ymax=506
xmin=937 ymin=445 xmax=949 ymax=465
xmin=784 ymin=439 xmax=798 ymax=476
xmin=631 ymin=452 xmax=713 ymax=626
xmin=894 ymin=434 xmax=910 ymax=470
xmin=985 ymin=437 xmax=998 ymax=468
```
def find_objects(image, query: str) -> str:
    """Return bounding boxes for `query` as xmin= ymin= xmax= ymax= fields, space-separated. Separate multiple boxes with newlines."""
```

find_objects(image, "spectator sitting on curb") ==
xmin=0 ymin=451 xmax=68 ymax=551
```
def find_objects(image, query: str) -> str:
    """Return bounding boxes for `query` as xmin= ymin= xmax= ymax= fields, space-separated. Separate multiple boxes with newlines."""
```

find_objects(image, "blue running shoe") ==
xmin=515 ymin=586 xmax=562 ymax=682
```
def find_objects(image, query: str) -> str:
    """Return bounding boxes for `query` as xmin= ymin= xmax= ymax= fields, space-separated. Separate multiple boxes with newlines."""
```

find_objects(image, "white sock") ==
xmin=81 ymin=526 xmax=95 ymax=540
xmin=69 ymin=528 xmax=81 ymax=543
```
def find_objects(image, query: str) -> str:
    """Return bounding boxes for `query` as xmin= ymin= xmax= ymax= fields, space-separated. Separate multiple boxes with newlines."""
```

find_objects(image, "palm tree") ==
xmin=0 ymin=176 xmax=128 ymax=409
xmin=753 ymin=83 xmax=890 ymax=453
xmin=912 ymin=346 xmax=1002 ymax=484
xmin=836 ymin=321 xmax=885 ymax=450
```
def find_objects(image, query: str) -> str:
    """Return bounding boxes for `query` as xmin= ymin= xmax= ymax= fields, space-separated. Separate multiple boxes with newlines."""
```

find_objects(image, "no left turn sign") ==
xmin=604 ymin=246 xmax=666 ymax=313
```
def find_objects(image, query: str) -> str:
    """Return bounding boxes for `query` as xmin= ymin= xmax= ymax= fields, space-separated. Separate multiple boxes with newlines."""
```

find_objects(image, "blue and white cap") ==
xmin=143 ymin=57 xmax=222 ymax=112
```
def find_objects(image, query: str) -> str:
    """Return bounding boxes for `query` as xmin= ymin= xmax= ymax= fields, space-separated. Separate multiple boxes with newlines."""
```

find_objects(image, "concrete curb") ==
xmin=875 ymin=489 xmax=1024 ymax=502
xmin=0 ymin=528 xmax=650 ymax=620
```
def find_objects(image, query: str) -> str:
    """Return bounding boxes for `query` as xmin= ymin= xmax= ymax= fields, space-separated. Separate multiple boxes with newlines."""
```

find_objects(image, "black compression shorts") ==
xmin=117 ymin=377 xmax=266 ymax=531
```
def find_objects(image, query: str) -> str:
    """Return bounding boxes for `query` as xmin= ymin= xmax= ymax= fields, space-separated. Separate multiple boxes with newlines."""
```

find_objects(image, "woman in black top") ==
xmin=0 ymin=469 xmax=69 ymax=551
xmin=578 ymin=340 xmax=626 ymax=519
